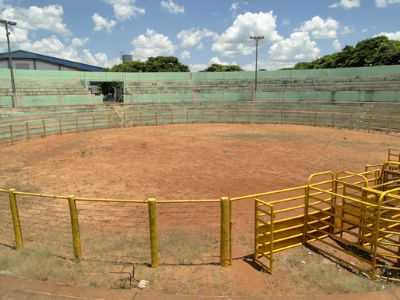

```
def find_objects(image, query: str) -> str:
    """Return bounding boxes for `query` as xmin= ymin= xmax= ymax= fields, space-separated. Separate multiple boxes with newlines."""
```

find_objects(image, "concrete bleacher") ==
xmin=0 ymin=65 xmax=399 ymax=107
xmin=0 ymin=65 xmax=398 ymax=142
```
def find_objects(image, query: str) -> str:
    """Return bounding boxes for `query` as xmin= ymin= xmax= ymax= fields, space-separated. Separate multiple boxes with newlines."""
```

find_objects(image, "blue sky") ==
xmin=1 ymin=0 xmax=400 ymax=71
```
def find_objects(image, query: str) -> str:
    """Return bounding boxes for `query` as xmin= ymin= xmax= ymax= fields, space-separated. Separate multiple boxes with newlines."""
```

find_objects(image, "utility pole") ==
xmin=250 ymin=36 xmax=264 ymax=97
xmin=0 ymin=19 xmax=17 ymax=108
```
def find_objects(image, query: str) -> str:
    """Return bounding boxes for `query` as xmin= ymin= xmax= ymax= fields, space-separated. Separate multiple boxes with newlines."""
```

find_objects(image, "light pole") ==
xmin=0 ymin=19 xmax=17 ymax=108
xmin=250 ymin=36 xmax=264 ymax=97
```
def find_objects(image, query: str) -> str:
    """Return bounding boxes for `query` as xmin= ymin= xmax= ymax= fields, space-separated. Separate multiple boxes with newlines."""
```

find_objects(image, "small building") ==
xmin=0 ymin=50 xmax=106 ymax=72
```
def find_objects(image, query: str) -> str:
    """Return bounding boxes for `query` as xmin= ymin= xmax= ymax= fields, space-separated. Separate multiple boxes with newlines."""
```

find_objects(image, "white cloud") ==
xmin=16 ymin=35 xmax=117 ymax=67
xmin=209 ymin=56 xmax=237 ymax=65
xmin=375 ymin=31 xmax=400 ymax=40
xmin=0 ymin=26 xmax=29 ymax=44
xmin=189 ymin=64 xmax=207 ymax=72
xmin=342 ymin=26 xmax=353 ymax=35
xmin=177 ymin=28 xmax=217 ymax=49
xmin=181 ymin=50 xmax=191 ymax=59
xmin=329 ymin=0 xmax=361 ymax=9
xmin=131 ymin=29 xmax=175 ymax=61
xmin=376 ymin=0 xmax=400 ymax=7
xmin=92 ymin=13 xmax=117 ymax=32
xmin=189 ymin=56 xmax=239 ymax=72
xmin=230 ymin=1 xmax=248 ymax=13
xmin=71 ymin=37 xmax=88 ymax=48
xmin=161 ymin=0 xmax=184 ymax=14
xmin=333 ymin=39 xmax=342 ymax=51
xmin=0 ymin=4 xmax=70 ymax=35
xmin=268 ymin=31 xmax=320 ymax=66
xmin=25 ymin=35 xmax=65 ymax=54
xmin=104 ymin=0 xmax=145 ymax=21
xmin=82 ymin=50 xmax=120 ymax=67
xmin=230 ymin=2 xmax=240 ymax=11
xmin=212 ymin=11 xmax=281 ymax=57
xmin=298 ymin=16 xmax=339 ymax=39
xmin=0 ymin=2 xmax=118 ymax=67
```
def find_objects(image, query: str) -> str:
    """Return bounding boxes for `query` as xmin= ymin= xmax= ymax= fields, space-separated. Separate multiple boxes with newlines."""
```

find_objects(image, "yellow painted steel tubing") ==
xmin=157 ymin=199 xmax=219 ymax=204
xmin=232 ymin=185 xmax=307 ymax=201
xmin=14 ymin=191 xmax=68 ymax=200
xmin=68 ymin=196 xmax=82 ymax=260
xmin=308 ymin=171 xmax=335 ymax=186
xmin=220 ymin=197 xmax=232 ymax=267
xmin=311 ymin=186 xmax=378 ymax=207
xmin=76 ymin=197 xmax=146 ymax=203
xmin=8 ymin=189 xmax=24 ymax=250
xmin=148 ymin=198 xmax=159 ymax=268
xmin=339 ymin=171 xmax=369 ymax=187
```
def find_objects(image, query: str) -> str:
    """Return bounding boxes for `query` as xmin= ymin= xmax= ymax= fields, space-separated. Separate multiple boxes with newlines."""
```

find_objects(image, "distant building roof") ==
xmin=0 ymin=50 xmax=106 ymax=72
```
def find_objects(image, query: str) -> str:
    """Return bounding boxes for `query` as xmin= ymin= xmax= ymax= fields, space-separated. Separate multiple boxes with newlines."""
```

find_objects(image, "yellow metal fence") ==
xmin=2 ymin=146 xmax=400 ymax=281
xmin=0 ymin=188 xmax=234 ymax=267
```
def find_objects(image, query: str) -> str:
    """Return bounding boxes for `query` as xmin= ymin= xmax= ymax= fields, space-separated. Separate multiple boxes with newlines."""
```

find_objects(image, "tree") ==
xmin=293 ymin=36 xmax=400 ymax=69
xmin=144 ymin=56 xmax=189 ymax=72
xmin=202 ymin=64 xmax=243 ymax=72
xmin=110 ymin=56 xmax=189 ymax=72
xmin=110 ymin=61 xmax=146 ymax=72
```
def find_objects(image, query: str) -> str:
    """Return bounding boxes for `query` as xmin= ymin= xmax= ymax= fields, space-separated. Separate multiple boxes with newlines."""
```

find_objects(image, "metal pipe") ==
xmin=250 ymin=36 xmax=264 ymax=98
xmin=1 ymin=20 xmax=17 ymax=108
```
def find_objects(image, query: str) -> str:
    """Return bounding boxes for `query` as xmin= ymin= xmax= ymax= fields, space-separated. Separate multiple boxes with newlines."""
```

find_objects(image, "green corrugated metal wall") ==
xmin=0 ymin=65 xmax=399 ymax=107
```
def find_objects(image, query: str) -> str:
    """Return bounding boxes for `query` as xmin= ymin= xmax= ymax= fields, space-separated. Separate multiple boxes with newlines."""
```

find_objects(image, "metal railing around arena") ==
xmin=0 ymin=104 xmax=399 ymax=145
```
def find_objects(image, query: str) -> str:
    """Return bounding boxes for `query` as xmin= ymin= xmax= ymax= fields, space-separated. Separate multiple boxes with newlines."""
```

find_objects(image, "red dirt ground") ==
xmin=1 ymin=123 xmax=398 ymax=199
xmin=0 ymin=124 xmax=399 ymax=299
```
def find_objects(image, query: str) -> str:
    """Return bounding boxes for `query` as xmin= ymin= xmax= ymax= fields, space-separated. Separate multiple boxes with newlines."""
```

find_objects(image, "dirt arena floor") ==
xmin=1 ymin=123 xmax=398 ymax=198
xmin=0 ymin=124 xmax=400 ymax=299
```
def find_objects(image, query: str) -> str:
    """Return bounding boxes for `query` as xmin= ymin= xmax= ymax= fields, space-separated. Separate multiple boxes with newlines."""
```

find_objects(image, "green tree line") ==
xmin=294 ymin=36 xmax=400 ymax=69
xmin=110 ymin=56 xmax=190 ymax=72
xmin=110 ymin=56 xmax=243 ymax=72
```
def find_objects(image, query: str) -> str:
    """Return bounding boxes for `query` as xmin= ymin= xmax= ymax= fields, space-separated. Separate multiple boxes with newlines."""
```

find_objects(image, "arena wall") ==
xmin=0 ymin=65 xmax=400 ymax=107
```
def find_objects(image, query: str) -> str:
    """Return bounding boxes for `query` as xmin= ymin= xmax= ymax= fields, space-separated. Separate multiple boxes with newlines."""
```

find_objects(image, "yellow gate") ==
xmin=253 ymin=185 xmax=330 ymax=273
xmin=254 ymin=199 xmax=274 ymax=272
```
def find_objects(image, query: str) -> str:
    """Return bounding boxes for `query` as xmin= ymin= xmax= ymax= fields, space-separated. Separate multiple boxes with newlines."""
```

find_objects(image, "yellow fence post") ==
xmin=75 ymin=117 xmax=79 ymax=132
xmin=68 ymin=196 xmax=82 ymax=260
xmin=42 ymin=119 xmax=47 ymax=137
xmin=155 ymin=112 xmax=159 ymax=126
xmin=303 ymin=186 xmax=310 ymax=244
xmin=8 ymin=189 xmax=24 ymax=250
xmin=9 ymin=124 xmax=14 ymax=144
xmin=9 ymin=189 xmax=24 ymax=250
xmin=148 ymin=198 xmax=159 ymax=267
xmin=92 ymin=114 xmax=96 ymax=130
xmin=25 ymin=121 xmax=31 ymax=140
xmin=220 ymin=197 xmax=232 ymax=267
xmin=368 ymin=115 xmax=372 ymax=133
xmin=58 ymin=119 xmax=63 ymax=135
xmin=107 ymin=112 xmax=112 ymax=128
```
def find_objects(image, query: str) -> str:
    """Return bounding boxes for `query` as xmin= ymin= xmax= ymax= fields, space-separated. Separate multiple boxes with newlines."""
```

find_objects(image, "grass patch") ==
xmin=279 ymin=247 xmax=385 ymax=294
xmin=0 ymin=246 xmax=141 ymax=289
xmin=137 ymin=264 xmax=235 ymax=296
xmin=0 ymin=247 xmax=81 ymax=283
xmin=302 ymin=260 xmax=381 ymax=294
xmin=79 ymin=231 xmax=150 ymax=263
xmin=159 ymin=230 xmax=219 ymax=265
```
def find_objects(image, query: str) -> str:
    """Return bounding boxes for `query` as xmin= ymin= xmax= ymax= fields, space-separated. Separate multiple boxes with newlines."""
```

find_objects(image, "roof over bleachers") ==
xmin=0 ymin=50 xmax=106 ymax=72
